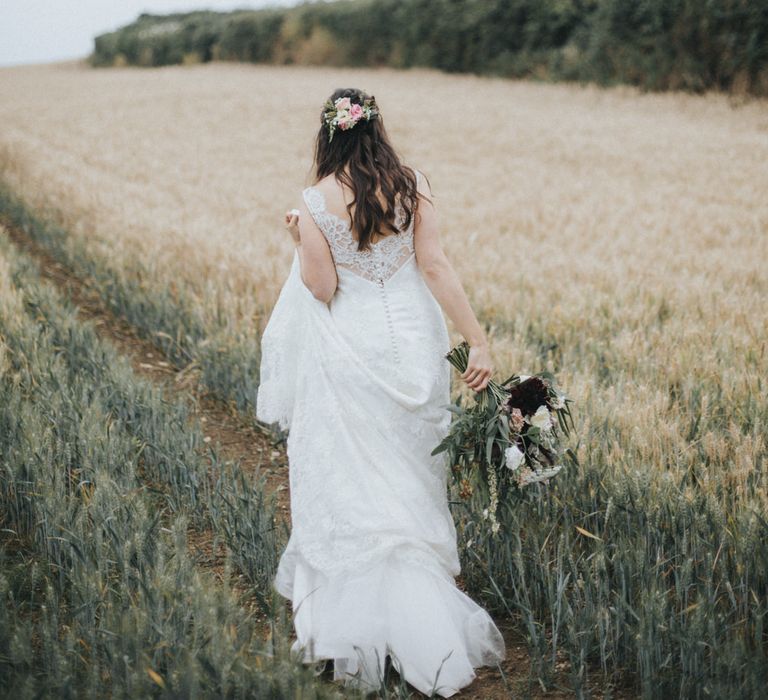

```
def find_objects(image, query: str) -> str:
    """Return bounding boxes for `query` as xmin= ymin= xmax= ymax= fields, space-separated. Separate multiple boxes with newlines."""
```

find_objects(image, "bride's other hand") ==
xmin=461 ymin=343 xmax=493 ymax=392
xmin=284 ymin=209 xmax=300 ymax=244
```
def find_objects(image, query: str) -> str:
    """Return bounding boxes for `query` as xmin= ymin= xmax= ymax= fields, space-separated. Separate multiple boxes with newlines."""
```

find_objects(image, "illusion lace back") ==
xmin=301 ymin=185 xmax=415 ymax=285
xmin=256 ymin=169 xmax=506 ymax=697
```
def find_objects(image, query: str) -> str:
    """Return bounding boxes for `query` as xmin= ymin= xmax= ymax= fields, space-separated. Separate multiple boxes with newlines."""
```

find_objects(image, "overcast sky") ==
xmin=0 ymin=0 xmax=299 ymax=67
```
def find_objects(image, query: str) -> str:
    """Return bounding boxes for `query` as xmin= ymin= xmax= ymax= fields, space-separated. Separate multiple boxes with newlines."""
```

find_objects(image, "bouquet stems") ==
xmin=445 ymin=341 xmax=508 ymax=408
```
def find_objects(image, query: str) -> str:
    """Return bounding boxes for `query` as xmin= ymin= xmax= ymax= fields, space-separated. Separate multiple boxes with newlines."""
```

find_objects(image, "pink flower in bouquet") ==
xmin=350 ymin=103 xmax=363 ymax=120
xmin=510 ymin=407 xmax=525 ymax=432
xmin=516 ymin=466 xmax=535 ymax=486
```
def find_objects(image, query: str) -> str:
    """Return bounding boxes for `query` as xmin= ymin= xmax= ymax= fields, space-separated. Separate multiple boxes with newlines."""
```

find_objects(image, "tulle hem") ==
xmin=273 ymin=544 xmax=506 ymax=698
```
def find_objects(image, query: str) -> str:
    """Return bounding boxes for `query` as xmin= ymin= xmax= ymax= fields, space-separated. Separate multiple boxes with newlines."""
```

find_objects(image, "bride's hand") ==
xmin=284 ymin=209 xmax=300 ymax=244
xmin=461 ymin=343 xmax=493 ymax=392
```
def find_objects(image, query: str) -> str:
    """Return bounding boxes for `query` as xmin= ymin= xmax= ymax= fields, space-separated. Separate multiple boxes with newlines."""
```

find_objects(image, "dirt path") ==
xmin=3 ymin=220 xmax=567 ymax=699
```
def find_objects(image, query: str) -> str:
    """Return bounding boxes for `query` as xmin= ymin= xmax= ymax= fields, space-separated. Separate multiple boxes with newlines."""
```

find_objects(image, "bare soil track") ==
xmin=3 ymin=219 xmax=573 ymax=699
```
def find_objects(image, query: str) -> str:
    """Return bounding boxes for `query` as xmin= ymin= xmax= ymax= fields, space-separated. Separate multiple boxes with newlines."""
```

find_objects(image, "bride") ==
xmin=256 ymin=87 xmax=506 ymax=697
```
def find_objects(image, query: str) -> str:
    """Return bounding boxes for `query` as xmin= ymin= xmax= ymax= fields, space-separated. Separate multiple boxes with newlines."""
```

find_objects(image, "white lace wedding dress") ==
xmin=256 ymin=171 xmax=506 ymax=697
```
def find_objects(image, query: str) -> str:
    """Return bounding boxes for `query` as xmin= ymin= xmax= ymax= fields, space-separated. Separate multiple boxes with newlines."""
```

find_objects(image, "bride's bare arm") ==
xmin=413 ymin=176 xmax=493 ymax=391
xmin=285 ymin=201 xmax=337 ymax=303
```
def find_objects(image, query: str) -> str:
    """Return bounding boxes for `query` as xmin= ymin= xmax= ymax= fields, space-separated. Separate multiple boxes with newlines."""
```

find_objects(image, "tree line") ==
xmin=91 ymin=0 xmax=768 ymax=95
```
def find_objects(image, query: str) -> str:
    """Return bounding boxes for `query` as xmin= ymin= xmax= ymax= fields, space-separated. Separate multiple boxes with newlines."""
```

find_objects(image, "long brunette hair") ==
xmin=313 ymin=87 xmax=426 ymax=251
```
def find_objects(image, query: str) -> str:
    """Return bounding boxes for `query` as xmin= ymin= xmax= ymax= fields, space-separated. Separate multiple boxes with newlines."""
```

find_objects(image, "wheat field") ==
xmin=2 ymin=59 xmax=766 ymax=477
xmin=1 ymin=59 xmax=767 ymax=695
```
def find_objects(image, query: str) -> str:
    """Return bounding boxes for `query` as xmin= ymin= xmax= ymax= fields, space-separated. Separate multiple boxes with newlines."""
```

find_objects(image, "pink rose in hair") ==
xmin=350 ymin=103 xmax=363 ymax=120
xmin=335 ymin=97 xmax=352 ymax=111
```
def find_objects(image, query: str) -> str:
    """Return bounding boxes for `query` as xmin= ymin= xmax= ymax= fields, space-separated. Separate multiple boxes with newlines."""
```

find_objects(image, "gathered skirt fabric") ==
xmin=257 ymin=251 xmax=506 ymax=697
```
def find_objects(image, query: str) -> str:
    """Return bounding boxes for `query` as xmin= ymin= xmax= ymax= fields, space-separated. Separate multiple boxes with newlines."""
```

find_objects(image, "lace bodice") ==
xmin=301 ymin=171 xmax=421 ymax=285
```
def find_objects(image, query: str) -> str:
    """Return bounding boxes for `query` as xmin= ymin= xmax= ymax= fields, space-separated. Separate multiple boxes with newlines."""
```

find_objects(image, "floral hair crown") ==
xmin=323 ymin=95 xmax=379 ymax=142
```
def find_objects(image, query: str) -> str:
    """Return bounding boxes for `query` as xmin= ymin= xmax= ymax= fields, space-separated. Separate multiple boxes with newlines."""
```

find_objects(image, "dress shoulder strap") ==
xmin=302 ymin=186 xmax=325 ymax=218
xmin=301 ymin=186 xmax=352 ymax=246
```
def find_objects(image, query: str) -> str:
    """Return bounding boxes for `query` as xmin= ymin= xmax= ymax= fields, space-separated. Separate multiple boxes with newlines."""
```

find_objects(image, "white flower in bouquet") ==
xmin=551 ymin=393 xmax=566 ymax=410
xmin=519 ymin=465 xmax=563 ymax=486
xmin=530 ymin=405 xmax=553 ymax=431
xmin=504 ymin=444 xmax=525 ymax=471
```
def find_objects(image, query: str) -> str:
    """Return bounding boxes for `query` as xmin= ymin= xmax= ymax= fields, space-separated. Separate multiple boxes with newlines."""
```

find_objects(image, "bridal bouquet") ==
xmin=432 ymin=341 xmax=576 ymax=535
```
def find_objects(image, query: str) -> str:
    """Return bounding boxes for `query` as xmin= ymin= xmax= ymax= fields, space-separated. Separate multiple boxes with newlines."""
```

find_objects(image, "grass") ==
xmin=0 ymin=230 xmax=337 ymax=697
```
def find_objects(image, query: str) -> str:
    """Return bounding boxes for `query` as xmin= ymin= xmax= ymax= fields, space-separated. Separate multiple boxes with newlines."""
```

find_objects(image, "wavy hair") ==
xmin=312 ymin=87 xmax=429 ymax=251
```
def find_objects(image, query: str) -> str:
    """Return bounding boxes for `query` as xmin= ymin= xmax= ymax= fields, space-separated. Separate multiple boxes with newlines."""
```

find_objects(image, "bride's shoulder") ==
xmin=410 ymin=167 xmax=432 ymax=200
xmin=309 ymin=173 xmax=340 ymax=192
xmin=306 ymin=175 xmax=348 ymax=211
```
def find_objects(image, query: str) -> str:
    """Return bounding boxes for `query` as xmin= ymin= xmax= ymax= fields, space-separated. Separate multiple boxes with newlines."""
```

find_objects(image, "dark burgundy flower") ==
xmin=503 ymin=376 xmax=550 ymax=417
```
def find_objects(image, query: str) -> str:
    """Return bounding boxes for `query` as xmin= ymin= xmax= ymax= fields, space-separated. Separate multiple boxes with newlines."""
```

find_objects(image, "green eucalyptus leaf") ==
xmin=485 ymin=435 xmax=495 ymax=463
